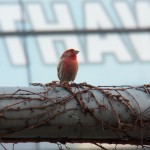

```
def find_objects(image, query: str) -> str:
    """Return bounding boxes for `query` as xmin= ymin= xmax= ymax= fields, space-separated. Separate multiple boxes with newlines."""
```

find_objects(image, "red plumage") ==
xmin=57 ymin=49 xmax=79 ymax=83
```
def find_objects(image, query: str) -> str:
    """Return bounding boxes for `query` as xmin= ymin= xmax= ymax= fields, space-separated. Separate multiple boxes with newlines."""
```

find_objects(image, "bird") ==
xmin=57 ymin=49 xmax=79 ymax=83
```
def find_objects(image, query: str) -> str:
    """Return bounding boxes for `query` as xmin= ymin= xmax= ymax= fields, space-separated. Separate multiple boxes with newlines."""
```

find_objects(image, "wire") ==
xmin=19 ymin=0 xmax=32 ymax=85
xmin=0 ymin=28 xmax=150 ymax=36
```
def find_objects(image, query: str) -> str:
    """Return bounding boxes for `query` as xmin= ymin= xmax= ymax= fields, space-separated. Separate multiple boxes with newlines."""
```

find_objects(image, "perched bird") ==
xmin=57 ymin=49 xmax=79 ymax=83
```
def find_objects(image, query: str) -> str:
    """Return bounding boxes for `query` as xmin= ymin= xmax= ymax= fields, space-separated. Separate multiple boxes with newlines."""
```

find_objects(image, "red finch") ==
xmin=57 ymin=49 xmax=79 ymax=83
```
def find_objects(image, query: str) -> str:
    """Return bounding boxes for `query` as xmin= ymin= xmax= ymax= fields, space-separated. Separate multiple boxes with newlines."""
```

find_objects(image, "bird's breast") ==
xmin=59 ymin=58 xmax=78 ymax=82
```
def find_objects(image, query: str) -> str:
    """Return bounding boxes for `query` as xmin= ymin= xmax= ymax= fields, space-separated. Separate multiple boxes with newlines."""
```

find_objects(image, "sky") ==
xmin=0 ymin=0 xmax=150 ymax=86
xmin=0 ymin=0 xmax=150 ymax=149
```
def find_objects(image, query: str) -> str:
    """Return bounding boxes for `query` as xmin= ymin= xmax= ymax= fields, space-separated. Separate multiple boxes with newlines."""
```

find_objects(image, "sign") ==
xmin=0 ymin=0 xmax=150 ymax=85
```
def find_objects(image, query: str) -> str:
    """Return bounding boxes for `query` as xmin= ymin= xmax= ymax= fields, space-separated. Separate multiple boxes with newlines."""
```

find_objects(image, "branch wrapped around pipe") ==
xmin=0 ymin=83 xmax=150 ymax=144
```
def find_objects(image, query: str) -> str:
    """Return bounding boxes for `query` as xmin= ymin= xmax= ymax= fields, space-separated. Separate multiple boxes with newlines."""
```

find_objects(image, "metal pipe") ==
xmin=0 ymin=83 xmax=149 ymax=144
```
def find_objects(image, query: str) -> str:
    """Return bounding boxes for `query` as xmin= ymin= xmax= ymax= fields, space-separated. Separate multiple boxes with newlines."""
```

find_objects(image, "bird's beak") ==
xmin=74 ymin=50 xmax=79 ymax=55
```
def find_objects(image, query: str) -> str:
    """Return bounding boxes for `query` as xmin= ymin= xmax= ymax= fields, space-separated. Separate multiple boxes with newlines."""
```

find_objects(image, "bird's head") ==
xmin=61 ymin=49 xmax=79 ymax=60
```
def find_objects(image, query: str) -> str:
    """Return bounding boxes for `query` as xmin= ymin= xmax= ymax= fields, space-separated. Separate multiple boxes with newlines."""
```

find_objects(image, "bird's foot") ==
xmin=144 ymin=84 xmax=150 ymax=87
xmin=70 ymin=82 xmax=78 ymax=86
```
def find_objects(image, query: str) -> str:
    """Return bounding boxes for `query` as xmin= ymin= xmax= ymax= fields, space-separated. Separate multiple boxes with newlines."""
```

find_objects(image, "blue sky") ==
xmin=0 ymin=0 xmax=150 ymax=86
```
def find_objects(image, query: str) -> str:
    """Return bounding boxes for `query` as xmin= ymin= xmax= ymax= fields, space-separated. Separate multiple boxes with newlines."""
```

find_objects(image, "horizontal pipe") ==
xmin=0 ymin=83 xmax=149 ymax=144
xmin=0 ymin=28 xmax=150 ymax=36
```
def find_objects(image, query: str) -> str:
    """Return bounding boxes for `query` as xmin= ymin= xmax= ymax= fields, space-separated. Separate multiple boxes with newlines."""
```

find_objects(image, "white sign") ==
xmin=0 ymin=1 xmax=150 ymax=65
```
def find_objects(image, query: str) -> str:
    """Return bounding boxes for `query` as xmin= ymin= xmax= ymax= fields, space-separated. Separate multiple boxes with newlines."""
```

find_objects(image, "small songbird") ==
xmin=57 ymin=49 xmax=79 ymax=83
